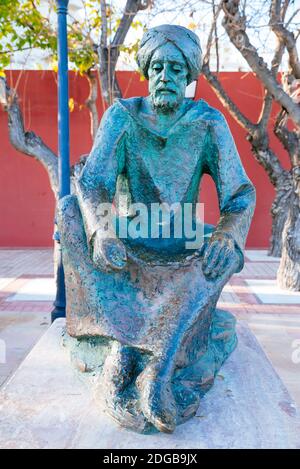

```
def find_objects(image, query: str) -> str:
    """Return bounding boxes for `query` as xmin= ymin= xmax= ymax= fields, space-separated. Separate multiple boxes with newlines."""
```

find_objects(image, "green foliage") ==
xmin=0 ymin=0 xmax=57 ymax=72
xmin=0 ymin=0 xmax=145 ymax=75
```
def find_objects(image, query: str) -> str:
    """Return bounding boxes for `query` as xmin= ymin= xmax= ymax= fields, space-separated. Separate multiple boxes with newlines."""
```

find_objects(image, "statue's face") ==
xmin=148 ymin=42 xmax=188 ymax=112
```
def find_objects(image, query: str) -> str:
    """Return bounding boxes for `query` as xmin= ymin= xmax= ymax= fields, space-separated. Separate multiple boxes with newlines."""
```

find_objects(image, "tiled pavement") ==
xmin=0 ymin=248 xmax=299 ymax=407
xmin=0 ymin=249 xmax=53 ymax=387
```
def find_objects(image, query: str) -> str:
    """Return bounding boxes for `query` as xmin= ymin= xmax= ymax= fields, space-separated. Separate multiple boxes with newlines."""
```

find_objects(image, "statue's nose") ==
xmin=161 ymin=67 xmax=170 ymax=82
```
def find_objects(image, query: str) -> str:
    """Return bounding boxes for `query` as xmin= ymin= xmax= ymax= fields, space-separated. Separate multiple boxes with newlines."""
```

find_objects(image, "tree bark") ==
xmin=98 ymin=44 xmax=122 ymax=105
xmin=85 ymin=69 xmax=99 ymax=141
xmin=202 ymin=63 xmax=290 ymax=257
xmin=269 ymin=173 xmax=292 ymax=257
xmin=277 ymin=180 xmax=300 ymax=290
xmin=274 ymin=110 xmax=300 ymax=290
xmin=222 ymin=0 xmax=300 ymax=128
xmin=249 ymin=144 xmax=291 ymax=257
xmin=270 ymin=0 xmax=300 ymax=79
xmin=98 ymin=0 xmax=150 ymax=106
xmin=220 ymin=0 xmax=300 ymax=290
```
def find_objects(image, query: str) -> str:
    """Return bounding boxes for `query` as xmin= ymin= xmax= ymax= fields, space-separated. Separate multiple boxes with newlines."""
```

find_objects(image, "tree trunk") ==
xmin=85 ymin=70 xmax=99 ymax=141
xmin=249 ymin=141 xmax=290 ymax=258
xmin=98 ymin=0 xmax=151 ymax=107
xmin=269 ymin=174 xmax=292 ymax=257
xmin=98 ymin=45 xmax=122 ymax=106
xmin=277 ymin=171 xmax=300 ymax=291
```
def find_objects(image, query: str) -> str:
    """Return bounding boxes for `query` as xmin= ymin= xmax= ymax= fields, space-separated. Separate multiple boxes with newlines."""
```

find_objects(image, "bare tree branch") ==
xmin=202 ymin=1 xmax=257 ymax=132
xmin=201 ymin=1 xmax=286 ymax=187
xmin=98 ymin=0 xmax=114 ymax=103
xmin=100 ymin=0 xmax=108 ymax=50
xmin=212 ymin=0 xmax=220 ymax=72
xmin=201 ymin=63 xmax=257 ymax=133
xmin=258 ymin=37 xmax=285 ymax=129
xmin=201 ymin=65 xmax=286 ymax=186
xmin=0 ymin=78 xmax=58 ymax=198
xmin=112 ymin=0 xmax=149 ymax=48
xmin=98 ymin=0 xmax=152 ymax=105
xmin=203 ymin=1 xmax=223 ymax=64
xmin=286 ymin=7 xmax=300 ymax=27
xmin=275 ymin=108 xmax=300 ymax=168
xmin=249 ymin=137 xmax=289 ymax=186
xmin=222 ymin=0 xmax=300 ymax=128
xmin=270 ymin=0 xmax=300 ymax=79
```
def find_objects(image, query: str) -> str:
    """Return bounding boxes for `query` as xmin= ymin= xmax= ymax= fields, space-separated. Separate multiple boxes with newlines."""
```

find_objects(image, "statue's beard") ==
xmin=151 ymin=91 xmax=181 ymax=112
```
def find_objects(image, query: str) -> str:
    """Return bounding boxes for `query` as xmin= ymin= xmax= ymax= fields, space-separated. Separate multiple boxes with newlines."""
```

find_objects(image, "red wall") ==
xmin=0 ymin=71 xmax=289 ymax=247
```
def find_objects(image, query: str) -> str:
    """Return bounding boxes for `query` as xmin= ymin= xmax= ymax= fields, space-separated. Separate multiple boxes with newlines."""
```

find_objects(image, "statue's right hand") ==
xmin=92 ymin=231 xmax=127 ymax=272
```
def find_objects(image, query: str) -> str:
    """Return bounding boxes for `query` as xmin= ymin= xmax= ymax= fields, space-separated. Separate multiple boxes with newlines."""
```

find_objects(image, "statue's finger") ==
xmin=207 ymin=245 xmax=227 ymax=278
xmin=212 ymin=252 xmax=230 ymax=278
xmin=203 ymin=241 xmax=218 ymax=265
xmin=202 ymin=242 xmax=220 ymax=276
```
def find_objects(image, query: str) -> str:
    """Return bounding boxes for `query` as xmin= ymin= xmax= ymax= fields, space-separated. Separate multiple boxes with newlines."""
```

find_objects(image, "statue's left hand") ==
xmin=201 ymin=232 xmax=239 ymax=280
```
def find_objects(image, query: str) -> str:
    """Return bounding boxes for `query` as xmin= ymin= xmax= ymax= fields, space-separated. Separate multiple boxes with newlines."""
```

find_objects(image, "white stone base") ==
xmin=245 ymin=279 xmax=300 ymax=304
xmin=0 ymin=318 xmax=299 ymax=449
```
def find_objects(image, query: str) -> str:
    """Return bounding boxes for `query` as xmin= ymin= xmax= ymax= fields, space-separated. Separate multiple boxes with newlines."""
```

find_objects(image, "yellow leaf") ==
xmin=0 ymin=70 xmax=6 ymax=78
xmin=69 ymin=97 xmax=75 ymax=112
xmin=51 ymin=60 xmax=58 ymax=73
xmin=188 ymin=22 xmax=197 ymax=31
xmin=139 ymin=74 xmax=145 ymax=82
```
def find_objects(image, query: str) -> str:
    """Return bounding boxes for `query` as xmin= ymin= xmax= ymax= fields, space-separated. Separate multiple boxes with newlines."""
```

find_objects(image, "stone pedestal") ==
xmin=0 ymin=319 xmax=299 ymax=449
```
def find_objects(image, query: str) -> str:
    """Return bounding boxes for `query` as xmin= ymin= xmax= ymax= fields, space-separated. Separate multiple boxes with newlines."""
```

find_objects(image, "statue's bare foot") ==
xmin=136 ymin=363 xmax=177 ymax=433
xmin=100 ymin=342 xmax=149 ymax=431
xmin=102 ymin=342 xmax=136 ymax=400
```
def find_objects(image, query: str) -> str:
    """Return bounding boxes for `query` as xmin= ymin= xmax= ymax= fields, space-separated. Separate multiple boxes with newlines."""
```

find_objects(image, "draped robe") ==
xmin=58 ymin=97 xmax=255 ymax=366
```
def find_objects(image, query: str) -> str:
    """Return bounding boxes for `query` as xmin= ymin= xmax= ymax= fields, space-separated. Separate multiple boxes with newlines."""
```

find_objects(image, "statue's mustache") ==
xmin=155 ymin=87 xmax=177 ymax=94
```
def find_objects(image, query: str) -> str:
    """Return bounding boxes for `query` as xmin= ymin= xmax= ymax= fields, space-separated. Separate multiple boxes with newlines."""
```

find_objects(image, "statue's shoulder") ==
xmin=114 ymin=97 xmax=144 ymax=116
xmin=100 ymin=98 xmax=138 ymax=128
xmin=191 ymin=99 xmax=226 ymax=124
xmin=99 ymin=97 xmax=144 ymax=128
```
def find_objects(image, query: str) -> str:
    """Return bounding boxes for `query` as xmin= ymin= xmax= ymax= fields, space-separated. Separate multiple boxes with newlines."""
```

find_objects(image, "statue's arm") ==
xmin=75 ymin=103 xmax=128 ymax=271
xmin=204 ymin=112 xmax=256 ymax=273
xmin=75 ymin=103 xmax=127 ymax=244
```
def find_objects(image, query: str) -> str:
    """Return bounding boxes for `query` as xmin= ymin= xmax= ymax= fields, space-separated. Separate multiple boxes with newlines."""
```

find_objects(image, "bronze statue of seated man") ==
xmin=58 ymin=24 xmax=256 ymax=434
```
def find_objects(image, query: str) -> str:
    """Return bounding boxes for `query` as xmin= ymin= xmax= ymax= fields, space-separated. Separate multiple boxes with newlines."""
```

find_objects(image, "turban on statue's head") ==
xmin=137 ymin=24 xmax=202 ymax=85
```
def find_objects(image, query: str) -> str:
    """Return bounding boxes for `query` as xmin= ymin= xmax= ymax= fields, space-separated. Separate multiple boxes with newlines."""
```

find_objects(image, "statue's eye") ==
xmin=173 ymin=65 xmax=182 ymax=73
xmin=152 ymin=64 xmax=163 ymax=72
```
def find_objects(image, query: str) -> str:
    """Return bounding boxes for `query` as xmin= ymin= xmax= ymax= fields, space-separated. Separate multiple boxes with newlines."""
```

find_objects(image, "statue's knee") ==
xmin=58 ymin=194 xmax=80 ymax=222
xmin=57 ymin=195 xmax=86 ymax=248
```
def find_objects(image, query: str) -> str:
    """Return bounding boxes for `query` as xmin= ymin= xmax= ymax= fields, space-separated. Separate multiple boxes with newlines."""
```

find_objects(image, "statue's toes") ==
xmin=137 ymin=372 xmax=177 ymax=434
xmin=149 ymin=406 xmax=177 ymax=434
xmin=102 ymin=343 xmax=137 ymax=395
xmin=96 ymin=345 xmax=148 ymax=433
xmin=174 ymin=384 xmax=201 ymax=421
xmin=102 ymin=390 xmax=148 ymax=433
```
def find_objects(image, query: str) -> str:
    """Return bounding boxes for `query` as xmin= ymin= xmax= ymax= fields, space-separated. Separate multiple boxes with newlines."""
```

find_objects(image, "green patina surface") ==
xmin=58 ymin=24 xmax=255 ymax=434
